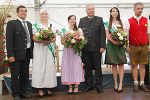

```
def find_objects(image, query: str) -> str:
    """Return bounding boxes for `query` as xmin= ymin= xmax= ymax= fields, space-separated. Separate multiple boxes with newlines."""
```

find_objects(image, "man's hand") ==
xmin=8 ymin=57 xmax=15 ymax=62
xmin=100 ymin=48 xmax=105 ymax=53
xmin=126 ymin=46 xmax=131 ymax=53
xmin=148 ymin=46 xmax=150 ymax=52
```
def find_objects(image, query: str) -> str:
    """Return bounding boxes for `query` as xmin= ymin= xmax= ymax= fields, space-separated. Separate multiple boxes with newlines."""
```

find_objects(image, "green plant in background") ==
xmin=0 ymin=0 xmax=12 ymax=74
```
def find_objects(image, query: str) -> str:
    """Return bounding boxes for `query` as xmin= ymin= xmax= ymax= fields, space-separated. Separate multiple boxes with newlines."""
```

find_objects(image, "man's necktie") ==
xmin=22 ymin=21 xmax=30 ymax=44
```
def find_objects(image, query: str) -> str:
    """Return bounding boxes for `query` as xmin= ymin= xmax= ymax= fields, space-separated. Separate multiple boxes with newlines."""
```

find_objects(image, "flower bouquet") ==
xmin=0 ymin=58 xmax=10 ymax=67
xmin=61 ymin=28 xmax=88 ymax=54
xmin=36 ymin=27 xmax=55 ymax=41
xmin=110 ymin=25 xmax=128 ymax=47
xmin=35 ymin=27 xmax=56 ymax=60
xmin=0 ymin=57 xmax=11 ymax=72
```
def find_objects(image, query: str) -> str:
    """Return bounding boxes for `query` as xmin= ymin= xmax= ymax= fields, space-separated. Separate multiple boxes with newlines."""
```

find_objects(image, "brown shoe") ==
xmin=140 ymin=84 xmax=149 ymax=92
xmin=133 ymin=84 xmax=139 ymax=92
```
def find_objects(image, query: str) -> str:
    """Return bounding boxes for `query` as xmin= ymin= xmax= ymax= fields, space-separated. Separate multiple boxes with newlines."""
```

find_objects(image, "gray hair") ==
xmin=86 ymin=4 xmax=95 ymax=10
xmin=134 ymin=2 xmax=144 ymax=8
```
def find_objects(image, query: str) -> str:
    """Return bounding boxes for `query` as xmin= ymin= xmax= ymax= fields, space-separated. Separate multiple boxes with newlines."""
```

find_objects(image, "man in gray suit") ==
xmin=78 ymin=4 xmax=106 ymax=93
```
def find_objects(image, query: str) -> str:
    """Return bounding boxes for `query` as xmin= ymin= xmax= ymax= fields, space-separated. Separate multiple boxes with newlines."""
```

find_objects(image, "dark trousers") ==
xmin=11 ymin=49 xmax=30 ymax=96
xmin=82 ymin=51 xmax=103 ymax=88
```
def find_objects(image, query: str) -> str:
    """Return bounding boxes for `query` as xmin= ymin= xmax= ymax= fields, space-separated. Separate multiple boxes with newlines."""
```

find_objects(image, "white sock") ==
xmin=140 ymin=81 xmax=144 ymax=86
xmin=134 ymin=81 xmax=139 ymax=85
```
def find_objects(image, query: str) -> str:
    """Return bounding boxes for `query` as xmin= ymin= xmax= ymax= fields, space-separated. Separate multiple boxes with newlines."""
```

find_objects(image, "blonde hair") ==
xmin=39 ymin=8 xmax=48 ymax=14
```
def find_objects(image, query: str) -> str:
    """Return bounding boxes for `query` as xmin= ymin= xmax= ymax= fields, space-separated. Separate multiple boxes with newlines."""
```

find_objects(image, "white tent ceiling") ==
xmin=0 ymin=0 xmax=150 ymax=6
xmin=0 ymin=0 xmax=34 ymax=5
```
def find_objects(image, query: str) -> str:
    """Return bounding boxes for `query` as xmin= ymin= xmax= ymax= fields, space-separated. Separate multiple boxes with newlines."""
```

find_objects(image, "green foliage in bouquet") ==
xmin=36 ymin=27 xmax=55 ymax=41
xmin=73 ymin=37 xmax=88 ymax=54
xmin=61 ymin=30 xmax=88 ymax=54
xmin=111 ymin=27 xmax=128 ymax=48
xmin=0 ymin=59 xmax=10 ymax=67
xmin=105 ymin=22 xmax=128 ymax=48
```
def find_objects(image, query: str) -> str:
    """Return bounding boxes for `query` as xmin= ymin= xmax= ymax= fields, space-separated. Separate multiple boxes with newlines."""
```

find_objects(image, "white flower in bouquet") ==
xmin=71 ymin=39 xmax=76 ymax=43
xmin=5 ymin=56 xmax=8 ymax=60
xmin=43 ymin=27 xmax=48 ymax=30
xmin=36 ymin=32 xmax=40 ymax=37
xmin=122 ymin=32 xmax=127 ymax=36
xmin=68 ymin=30 xmax=74 ymax=37
xmin=79 ymin=35 xmax=85 ymax=40
xmin=70 ymin=30 xmax=74 ymax=34
xmin=117 ymin=32 xmax=121 ymax=36
xmin=119 ymin=36 xmax=123 ymax=40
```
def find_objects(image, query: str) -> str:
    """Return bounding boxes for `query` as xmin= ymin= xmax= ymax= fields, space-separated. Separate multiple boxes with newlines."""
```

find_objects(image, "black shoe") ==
xmin=73 ymin=87 xmax=79 ymax=94
xmin=73 ymin=92 xmax=79 ymax=94
xmin=117 ymin=89 xmax=122 ymax=93
xmin=14 ymin=95 xmax=21 ymax=100
xmin=117 ymin=86 xmax=123 ymax=93
xmin=39 ymin=94 xmax=44 ymax=98
xmin=68 ymin=86 xmax=73 ymax=95
xmin=133 ymin=84 xmax=139 ymax=92
xmin=96 ymin=88 xmax=103 ymax=93
xmin=46 ymin=90 xmax=53 ymax=96
xmin=114 ymin=88 xmax=118 ymax=92
xmin=96 ymin=86 xmax=103 ymax=93
xmin=67 ymin=92 xmax=73 ymax=95
xmin=96 ymin=85 xmax=103 ymax=93
xmin=117 ymin=89 xmax=123 ymax=93
xmin=140 ymin=84 xmax=149 ymax=92
xmin=20 ymin=93 xmax=32 ymax=98
xmin=83 ymin=86 xmax=94 ymax=92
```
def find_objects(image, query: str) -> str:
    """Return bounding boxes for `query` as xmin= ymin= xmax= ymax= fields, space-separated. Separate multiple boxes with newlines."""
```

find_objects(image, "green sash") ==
xmin=33 ymin=23 xmax=55 ymax=61
xmin=104 ymin=21 xmax=116 ymax=33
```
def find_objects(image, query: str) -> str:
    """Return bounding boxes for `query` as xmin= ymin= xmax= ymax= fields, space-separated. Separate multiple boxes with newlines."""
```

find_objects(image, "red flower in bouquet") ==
xmin=0 ymin=58 xmax=10 ymax=67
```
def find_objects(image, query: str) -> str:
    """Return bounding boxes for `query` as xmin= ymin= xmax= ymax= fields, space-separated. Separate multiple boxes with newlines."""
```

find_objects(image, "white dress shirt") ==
xmin=18 ymin=17 xmax=31 ymax=48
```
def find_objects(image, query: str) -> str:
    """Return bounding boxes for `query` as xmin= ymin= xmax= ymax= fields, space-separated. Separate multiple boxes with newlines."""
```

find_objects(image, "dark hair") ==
xmin=16 ymin=5 xmax=26 ymax=13
xmin=108 ymin=7 xmax=123 ymax=31
xmin=68 ymin=15 xmax=78 ymax=31
xmin=149 ymin=14 xmax=150 ymax=20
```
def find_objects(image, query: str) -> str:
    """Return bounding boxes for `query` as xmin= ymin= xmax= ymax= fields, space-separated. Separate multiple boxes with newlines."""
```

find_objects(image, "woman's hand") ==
xmin=68 ymin=45 xmax=73 ymax=48
xmin=43 ymin=40 xmax=50 ymax=44
xmin=50 ymin=36 xmax=56 ymax=43
xmin=111 ymin=40 xmax=119 ymax=45
xmin=61 ymin=37 xmax=65 ymax=45
xmin=106 ymin=32 xmax=119 ymax=45
xmin=33 ymin=35 xmax=45 ymax=43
